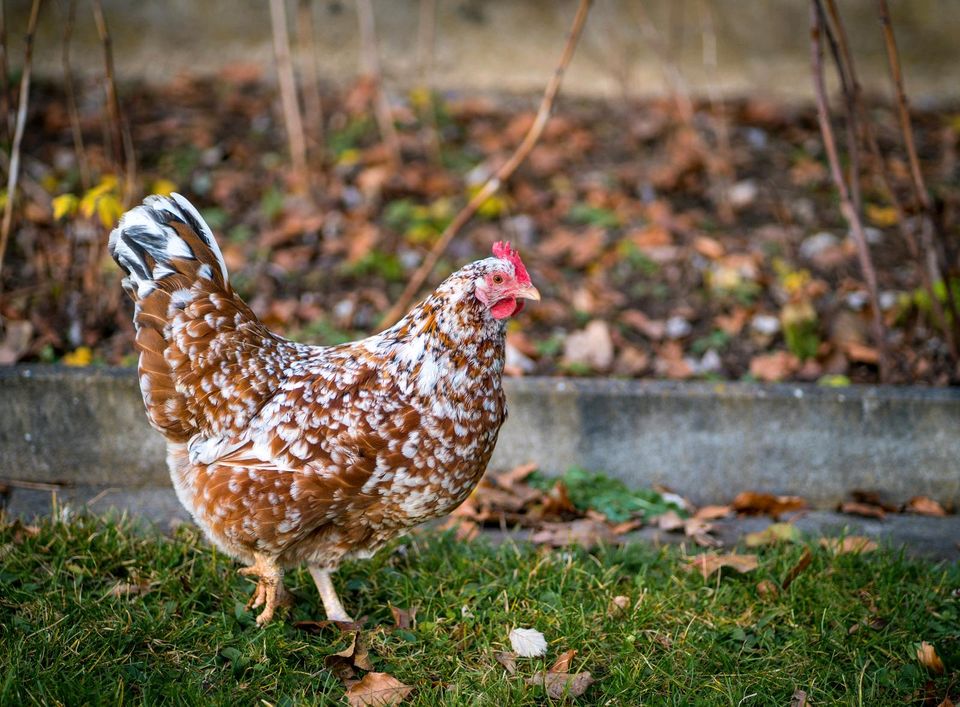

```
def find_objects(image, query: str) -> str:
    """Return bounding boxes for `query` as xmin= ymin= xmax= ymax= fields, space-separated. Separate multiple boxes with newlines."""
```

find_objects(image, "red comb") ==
xmin=492 ymin=241 xmax=531 ymax=284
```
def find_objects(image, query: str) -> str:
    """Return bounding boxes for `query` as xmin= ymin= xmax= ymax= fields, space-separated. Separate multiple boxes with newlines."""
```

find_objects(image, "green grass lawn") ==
xmin=0 ymin=514 xmax=957 ymax=706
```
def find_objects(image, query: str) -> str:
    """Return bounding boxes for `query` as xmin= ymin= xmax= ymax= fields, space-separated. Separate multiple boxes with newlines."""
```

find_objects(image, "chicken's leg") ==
xmin=309 ymin=566 xmax=353 ymax=622
xmin=239 ymin=554 xmax=290 ymax=626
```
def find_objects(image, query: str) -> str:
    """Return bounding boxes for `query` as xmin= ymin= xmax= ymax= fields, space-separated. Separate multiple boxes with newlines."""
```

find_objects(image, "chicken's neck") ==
xmin=369 ymin=286 xmax=506 ymax=396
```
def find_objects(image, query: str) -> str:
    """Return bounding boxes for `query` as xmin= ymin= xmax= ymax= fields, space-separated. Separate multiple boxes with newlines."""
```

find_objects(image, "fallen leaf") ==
xmin=749 ymin=351 xmax=800 ymax=382
xmin=550 ymin=649 xmax=577 ymax=673
xmin=0 ymin=320 xmax=33 ymax=364
xmin=686 ymin=553 xmax=758 ymax=579
xmin=509 ymin=627 xmax=548 ymax=658
xmin=757 ymin=579 xmax=779 ymax=599
xmin=494 ymin=651 xmax=517 ymax=675
xmin=390 ymin=606 xmax=417 ymax=630
xmin=781 ymin=548 xmax=813 ymax=590
xmin=11 ymin=522 xmax=40 ymax=545
xmin=345 ymin=672 xmax=413 ymax=706
xmin=325 ymin=631 xmax=375 ymax=682
xmin=655 ymin=510 xmax=687 ymax=532
xmin=732 ymin=492 xmax=807 ymax=518
xmin=745 ymin=522 xmax=801 ymax=547
xmin=839 ymin=501 xmax=886 ymax=520
xmin=684 ymin=517 xmax=721 ymax=547
xmin=790 ymin=688 xmax=809 ymax=707
xmin=917 ymin=641 xmax=945 ymax=675
xmin=530 ymin=519 xmax=618 ymax=549
xmin=495 ymin=462 xmax=539 ymax=489
xmin=693 ymin=235 xmax=725 ymax=260
xmin=906 ymin=496 xmax=947 ymax=517
xmin=105 ymin=581 xmax=152 ymax=599
xmin=608 ymin=595 xmax=631 ymax=616
xmin=526 ymin=671 xmax=595 ymax=699
xmin=820 ymin=536 xmax=878 ymax=554
xmin=562 ymin=320 xmax=614 ymax=372
xmin=694 ymin=505 xmax=733 ymax=521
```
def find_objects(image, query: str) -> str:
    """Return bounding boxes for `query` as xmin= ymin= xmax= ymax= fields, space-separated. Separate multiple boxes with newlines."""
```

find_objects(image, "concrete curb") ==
xmin=1 ymin=366 xmax=959 ymax=507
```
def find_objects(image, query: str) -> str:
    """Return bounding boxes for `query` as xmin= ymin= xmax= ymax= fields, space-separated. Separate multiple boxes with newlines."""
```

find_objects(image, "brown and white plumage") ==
xmin=110 ymin=193 xmax=539 ymax=624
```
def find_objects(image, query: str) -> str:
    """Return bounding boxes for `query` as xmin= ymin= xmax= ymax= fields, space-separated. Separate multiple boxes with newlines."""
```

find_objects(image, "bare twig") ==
xmin=0 ymin=0 xmax=41 ymax=283
xmin=356 ymin=0 xmax=401 ymax=164
xmin=296 ymin=0 xmax=324 ymax=163
xmin=380 ymin=0 xmax=593 ymax=327
xmin=270 ymin=0 xmax=309 ymax=190
xmin=810 ymin=0 xmax=889 ymax=380
xmin=416 ymin=0 xmax=441 ymax=162
xmin=823 ymin=0 xmax=957 ymax=360
xmin=61 ymin=0 xmax=90 ymax=190
xmin=0 ymin=0 xmax=11 ymax=144
xmin=91 ymin=0 xmax=135 ymax=204
xmin=876 ymin=0 xmax=960 ymax=348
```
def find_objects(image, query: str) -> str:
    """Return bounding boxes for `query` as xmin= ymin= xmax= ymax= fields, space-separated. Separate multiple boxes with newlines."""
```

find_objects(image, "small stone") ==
xmin=727 ymin=180 xmax=759 ymax=209
xmin=665 ymin=316 xmax=692 ymax=339
xmin=699 ymin=349 xmax=723 ymax=374
xmin=751 ymin=314 xmax=781 ymax=336
xmin=799 ymin=232 xmax=839 ymax=261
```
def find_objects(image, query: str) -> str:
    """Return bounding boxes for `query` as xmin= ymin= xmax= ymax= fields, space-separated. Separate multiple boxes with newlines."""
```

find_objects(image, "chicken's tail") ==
xmin=109 ymin=194 xmax=291 ymax=443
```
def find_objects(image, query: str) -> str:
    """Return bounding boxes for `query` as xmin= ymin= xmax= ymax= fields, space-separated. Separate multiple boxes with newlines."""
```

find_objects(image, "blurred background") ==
xmin=2 ymin=0 xmax=959 ymax=385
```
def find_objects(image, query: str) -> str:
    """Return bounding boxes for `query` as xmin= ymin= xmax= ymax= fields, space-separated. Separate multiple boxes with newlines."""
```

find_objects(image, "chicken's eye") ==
xmin=492 ymin=274 xmax=505 ymax=284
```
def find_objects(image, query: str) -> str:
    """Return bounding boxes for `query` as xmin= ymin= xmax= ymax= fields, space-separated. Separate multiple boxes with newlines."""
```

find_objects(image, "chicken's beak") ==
xmin=515 ymin=284 xmax=541 ymax=302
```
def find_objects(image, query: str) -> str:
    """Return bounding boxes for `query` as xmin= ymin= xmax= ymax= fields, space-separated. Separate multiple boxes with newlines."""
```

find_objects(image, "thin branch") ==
xmin=61 ymin=0 xmax=89 ymax=190
xmin=0 ymin=0 xmax=10 ymax=144
xmin=416 ymin=0 xmax=441 ymax=162
xmin=91 ymin=0 xmax=135 ymax=204
xmin=0 ymin=0 xmax=41 ymax=284
xmin=810 ymin=0 xmax=889 ymax=381
xmin=877 ymin=0 xmax=929 ymax=212
xmin=823 ymin=0 xmax=957 ymax=359
xmin=296 ymin=0 xmax=324 ymax=163
xmin=270 ymin=0 xmax=309 ymax=190
xmin=380 ymin=0 xmax=593 ymax=328
xmin=356 ymin=0 xmax=401 ymax=164
xmin=876 ymin=0 xmax=960 ymax=348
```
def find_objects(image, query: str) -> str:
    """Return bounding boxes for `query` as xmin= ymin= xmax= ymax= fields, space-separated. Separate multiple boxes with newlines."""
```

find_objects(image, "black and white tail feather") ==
xmin=108 ymin=193 xmax=229 ymax=303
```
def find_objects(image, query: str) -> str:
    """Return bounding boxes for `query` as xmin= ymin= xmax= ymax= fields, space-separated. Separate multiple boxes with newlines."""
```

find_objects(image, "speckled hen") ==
xmin=109 ymin=194 xmax=539 ymax=625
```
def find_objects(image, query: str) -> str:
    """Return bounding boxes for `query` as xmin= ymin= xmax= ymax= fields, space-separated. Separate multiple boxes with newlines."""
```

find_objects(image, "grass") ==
xmin=0 ymin=514 xmax=957 ymax=705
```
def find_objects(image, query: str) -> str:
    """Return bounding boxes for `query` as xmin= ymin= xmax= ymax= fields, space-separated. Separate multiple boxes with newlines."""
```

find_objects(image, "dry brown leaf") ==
xmin=745 ymin=522 xmax=801 ymax=547
xmin=495 ymin=462 xmax=539 ymax=489
xmin=608 ymin=595 xmax=631 ymax=616
xmin=325 ymin=630 xmax=375 ymax=682
xmin=694 ymin=505 xmax=733 ymax=521
xmin=686 ymin=553 xmax=758 ymax=579
xmin=494 ymin=651 xmax=517 ymax=675
xmin=839 ymin=501 xmax=886 ymax=520
xmin=749 ymin=351 xmax=800 ymax=382
xmin=105 ymin=581 xmax=152 ymax=599
xmin=906 ymin=496 xmax=947 ymax=517
xmin=781 ymin=548 xmax=813 ymax=590
xmin=732 ymin=491 xmax=807 ymax=518
xmin=790 ymin=689 xmax=809 ymax=707
xmin=550 ymin=649 xmax=578 ymax=673
xmin=757 ymin=579 xmax=779 ymax=599
xmin=938 ymin=698 xmax=955 ymax=707
xmin=530 ymin=519 xmax=618 ymax=549
xmin=562 ymin=320 xmax=614 ymax=372
xmin=11 ymin=522 xmax=40 ymax=545
xmin=390 ymin=606 xmax=417 ymax=630
xmin=655 ymin=510 xmax=687 ymax=532
xmin=917 ymin=641 xmax=945 ymax=675
xmin=0 ymin=320 xmax=33 ymax=364
xmin=684 ymin=518 xmax=721 ymax=548
xmin=820 ymin=536 xmax=878 ymax=554
xmin=526 ymin=671 xmax=595 ymax=699
xmin=345 ymin=672 xmax=413 ymax=706
xmin=693 ymin=235 xmax=725 ymax=260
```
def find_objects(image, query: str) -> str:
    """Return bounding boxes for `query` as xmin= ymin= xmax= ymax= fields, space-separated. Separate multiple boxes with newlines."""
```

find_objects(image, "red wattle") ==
xmin=491 ymin=298 xmax=518 ymax=319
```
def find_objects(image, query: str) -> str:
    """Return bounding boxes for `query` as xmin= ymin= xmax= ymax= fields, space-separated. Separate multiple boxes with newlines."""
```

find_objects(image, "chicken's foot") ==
xmin=309 ymin=566 xmax=353 ymax=623
xmin=239 ymin=554 xmax=291 ymax=626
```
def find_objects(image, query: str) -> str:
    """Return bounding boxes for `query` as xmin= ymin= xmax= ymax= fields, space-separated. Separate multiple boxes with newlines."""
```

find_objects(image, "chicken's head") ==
xmin=474 ymin=241 xmax=540 ymax=319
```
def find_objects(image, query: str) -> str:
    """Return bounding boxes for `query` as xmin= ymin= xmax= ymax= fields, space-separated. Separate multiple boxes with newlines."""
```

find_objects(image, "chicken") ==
xmin=109 ymin=194 xmax=539 ymax=625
